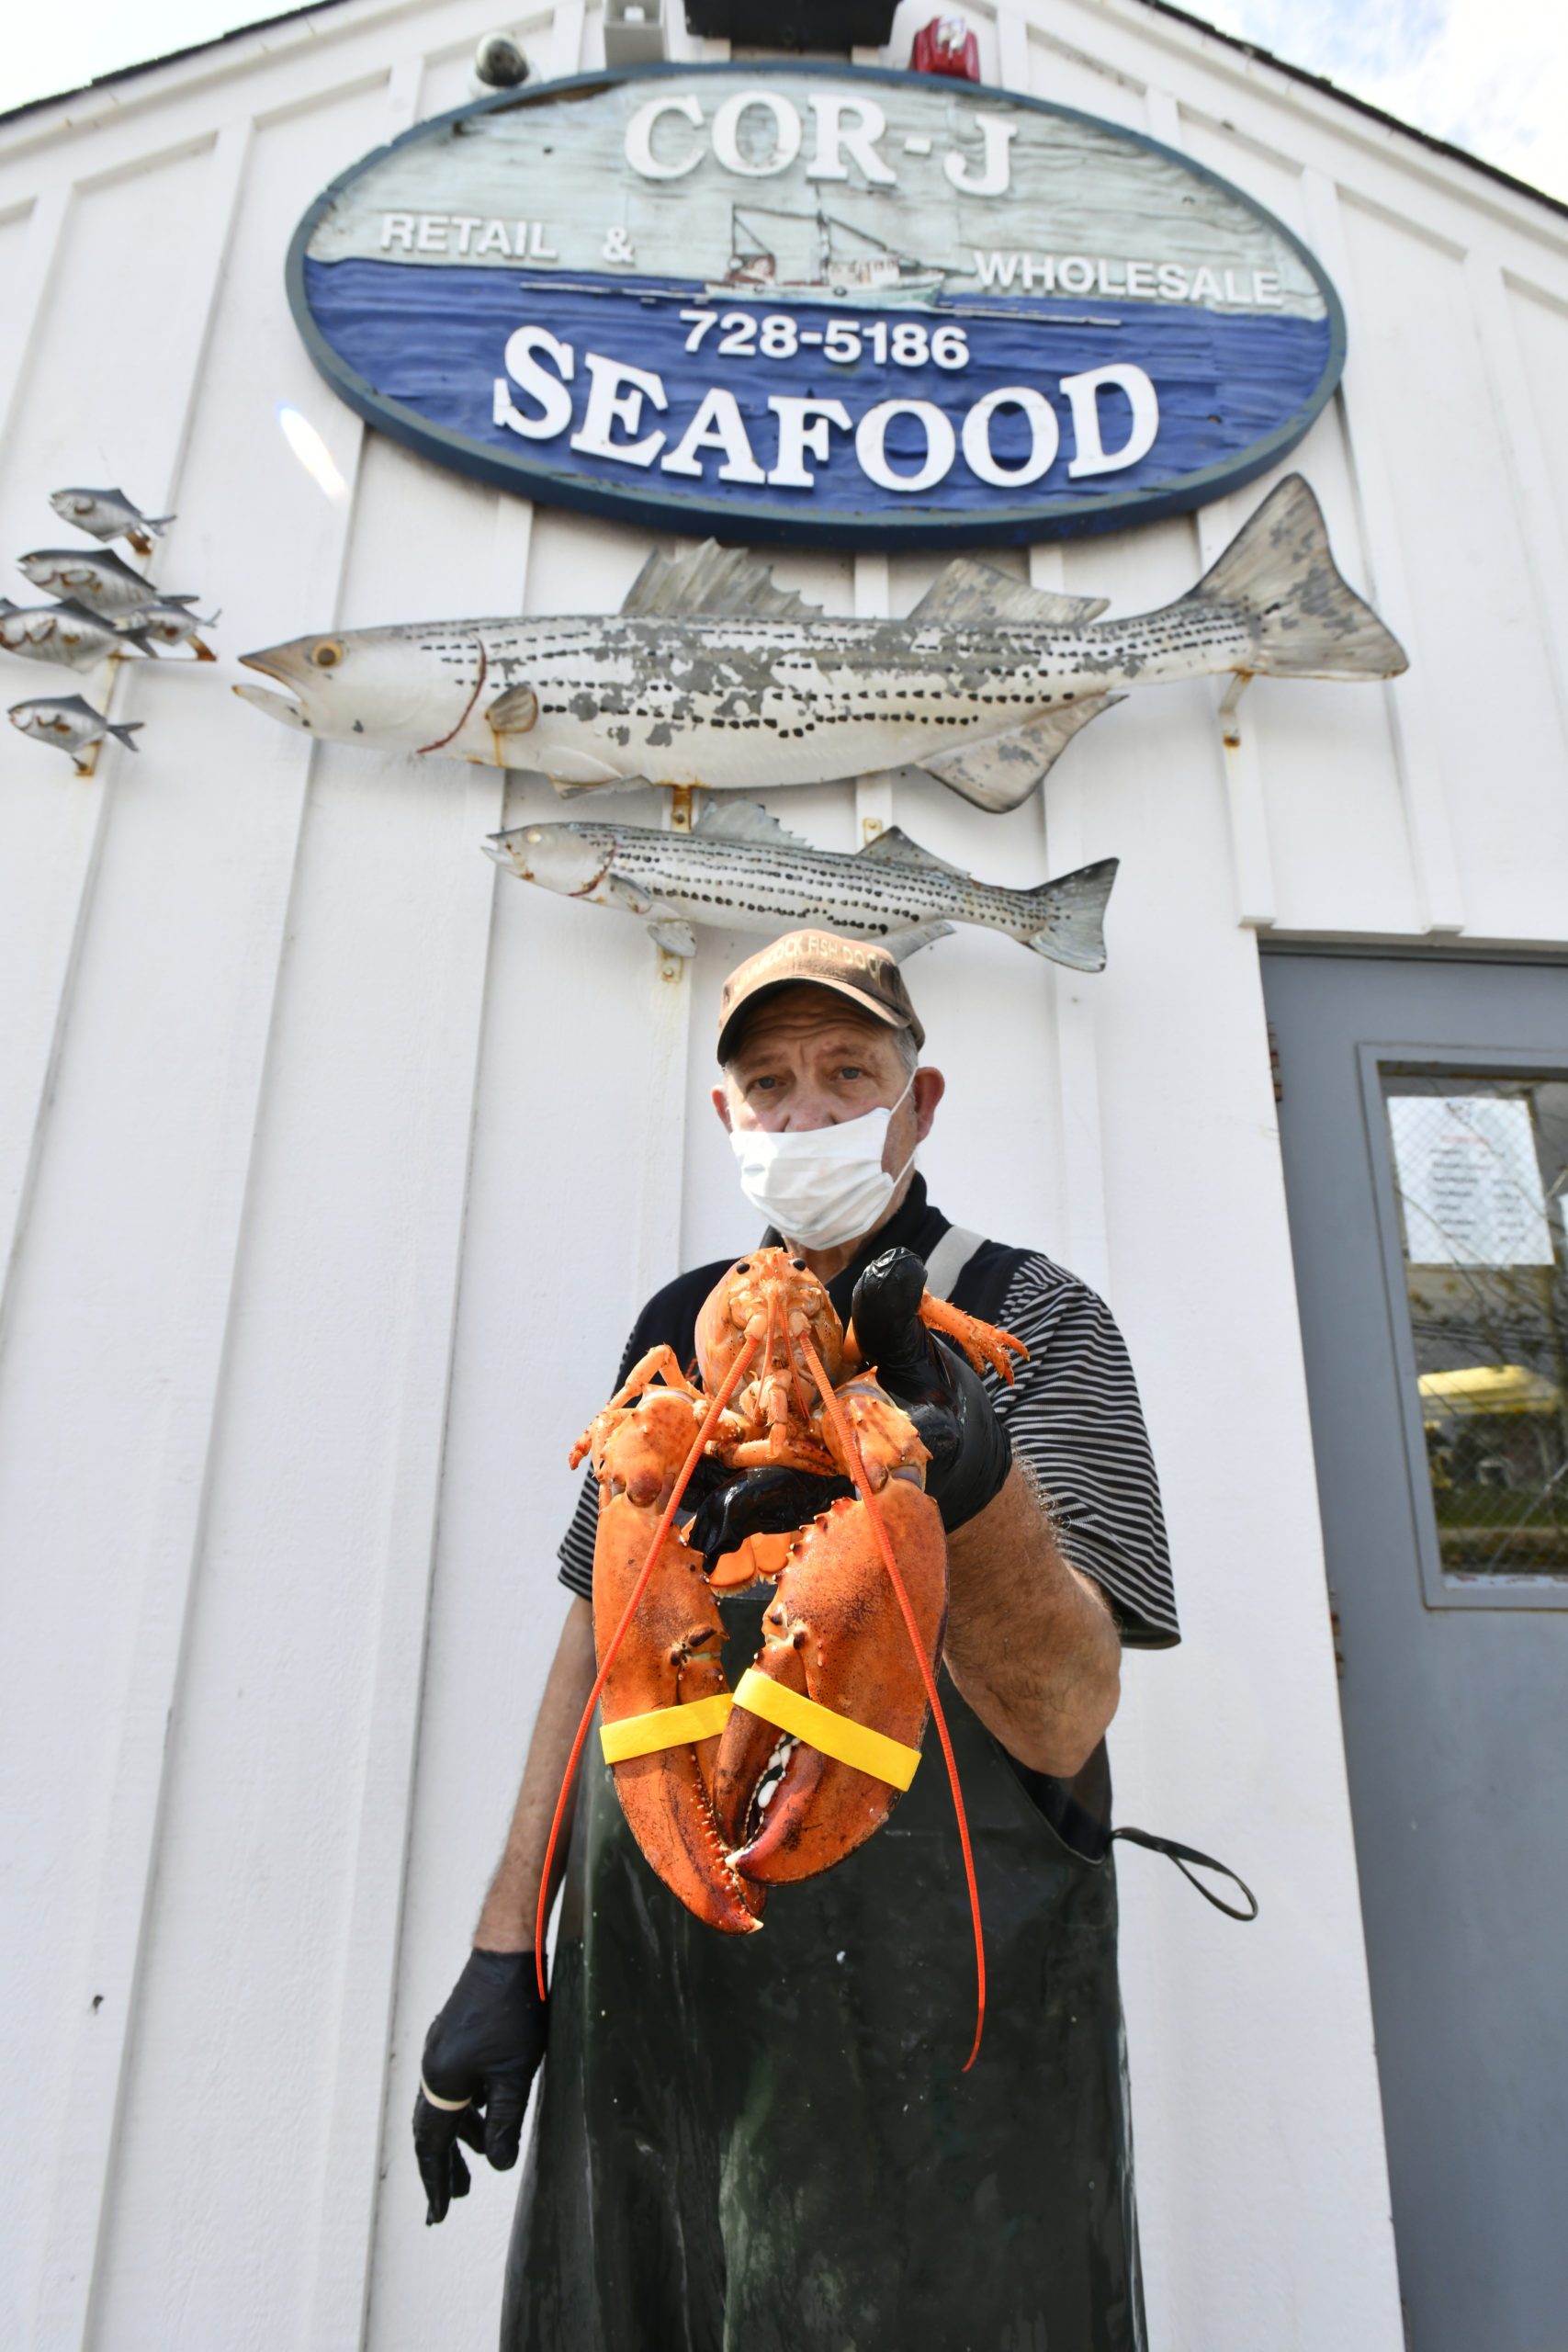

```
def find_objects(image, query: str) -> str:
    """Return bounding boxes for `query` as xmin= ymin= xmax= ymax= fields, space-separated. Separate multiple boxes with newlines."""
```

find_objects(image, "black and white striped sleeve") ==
xmin=558 ymin=1469 xmax=598 ymax=1603
xmin=983 ymin=1254 xmax=1179 ymax=1648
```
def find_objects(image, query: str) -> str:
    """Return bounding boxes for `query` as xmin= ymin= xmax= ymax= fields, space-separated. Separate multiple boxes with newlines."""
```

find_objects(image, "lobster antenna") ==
xmin=535 ymin=1336 xmax=761 ymax=1994
xmin=800 ymin=1334 xmax=987 ymax=2073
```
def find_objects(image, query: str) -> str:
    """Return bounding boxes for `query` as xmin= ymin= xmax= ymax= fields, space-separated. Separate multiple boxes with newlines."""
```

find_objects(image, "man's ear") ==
xmin=711 ymin=1082 xmax=734 ymax=1134
xmin=912 ymin=1067 xmax=945 ymax=1142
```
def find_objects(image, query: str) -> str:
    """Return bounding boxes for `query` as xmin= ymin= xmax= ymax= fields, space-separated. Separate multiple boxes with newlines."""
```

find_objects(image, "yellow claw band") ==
xmin=732 ymin=1667 xmax=922 ymax=1792
xmin=599 ymin=1692 xmax=735 ymax=1764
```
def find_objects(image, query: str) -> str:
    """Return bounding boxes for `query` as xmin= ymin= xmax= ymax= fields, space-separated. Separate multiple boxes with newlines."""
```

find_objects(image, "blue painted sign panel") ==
xmin=288 ymin=63 xmax=1345 ymax=548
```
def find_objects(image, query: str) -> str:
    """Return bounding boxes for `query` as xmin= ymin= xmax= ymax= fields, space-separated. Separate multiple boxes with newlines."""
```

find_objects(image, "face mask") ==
xmin=729 ymin=1077 xmax=916 ymax=1250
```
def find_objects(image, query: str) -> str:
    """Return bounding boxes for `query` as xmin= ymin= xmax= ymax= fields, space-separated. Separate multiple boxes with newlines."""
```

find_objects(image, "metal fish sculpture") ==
xmin=49 ymin=487 xmax=175 ymax=555
xmin=0 ymin=598 xmax=149 ymax=671
xmin=115 ymin=600 xmax=219 ymax=659
xmin=8 ymin=694 xmax=143 ymax=771
xmin=17 ymin=548 xmax=197 ymax=618
xmin=485 ymin=798 xmax=1117 ymax=967
xmin=235 ymin=476 xmax=1405 ymax=814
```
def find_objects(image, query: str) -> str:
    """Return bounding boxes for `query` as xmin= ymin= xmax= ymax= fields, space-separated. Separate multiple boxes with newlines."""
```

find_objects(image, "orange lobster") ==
xmin=536 ymin=1248 xmax=1025 ymax=2068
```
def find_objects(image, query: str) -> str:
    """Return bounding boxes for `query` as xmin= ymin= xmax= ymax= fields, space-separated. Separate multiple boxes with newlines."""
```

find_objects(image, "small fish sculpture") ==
xmin=17 ymin=548 xmax=197 ymax=618
xmin=8 ymin=694 xmax=143 ymax=772
xmin=115 ymin=601 xmax=219 ymax=659
xmin=0 ymin=598 xmax=148 ymax=671
xmin=486 ymin=798 xmax=1117 ymax=967
xmin=49 ymin=487 xmax=175 ymax=556
xmin=236 ymin=476 xmax=1405 ymax=814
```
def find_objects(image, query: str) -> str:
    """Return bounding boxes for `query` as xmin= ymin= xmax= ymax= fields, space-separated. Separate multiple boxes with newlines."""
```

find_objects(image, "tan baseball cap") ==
xmin=716 ymin=931 xmax=925 ymax=1064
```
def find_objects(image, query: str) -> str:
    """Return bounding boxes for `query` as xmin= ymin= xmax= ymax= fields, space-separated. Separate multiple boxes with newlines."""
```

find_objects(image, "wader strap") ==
xmin=1111 ymin=1826 xmax=1259 ymax=1921
xmin=922 ymin=1225 xmax=985 ymax=1303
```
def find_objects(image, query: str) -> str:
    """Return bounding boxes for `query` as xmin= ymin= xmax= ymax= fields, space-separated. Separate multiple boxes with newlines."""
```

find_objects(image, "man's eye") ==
xmin=838 ymin=1066 xmax=864 ymax=1081
xmin=752 ymin=1075 xmax=780 ymax=1091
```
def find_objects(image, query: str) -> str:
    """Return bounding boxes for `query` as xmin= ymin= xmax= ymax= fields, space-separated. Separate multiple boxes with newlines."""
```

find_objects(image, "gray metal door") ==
xmin=1262 ymin=951 xmax=1568 ymax=2352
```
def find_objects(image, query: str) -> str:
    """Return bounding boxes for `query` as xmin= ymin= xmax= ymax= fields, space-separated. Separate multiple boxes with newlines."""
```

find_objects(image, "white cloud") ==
xmin=1201 ymin=0 xmax=1568 ymax=208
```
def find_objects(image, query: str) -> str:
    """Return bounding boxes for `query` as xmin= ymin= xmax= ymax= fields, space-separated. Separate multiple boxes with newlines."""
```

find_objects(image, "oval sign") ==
xmin=288 ymin=62 xmax=1345 ymax=548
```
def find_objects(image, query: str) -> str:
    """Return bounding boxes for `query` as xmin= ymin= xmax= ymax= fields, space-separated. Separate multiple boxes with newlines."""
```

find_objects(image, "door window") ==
xmin=1376 ymin=1066 xmax=1568 ymax=1596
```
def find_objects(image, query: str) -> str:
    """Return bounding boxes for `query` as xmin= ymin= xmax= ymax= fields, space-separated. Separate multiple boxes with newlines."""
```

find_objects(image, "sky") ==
xmin=1198 ymin=0 xmax=1568 ymax=206
xmin=1 ymin=0 xmax=1564 ymax=209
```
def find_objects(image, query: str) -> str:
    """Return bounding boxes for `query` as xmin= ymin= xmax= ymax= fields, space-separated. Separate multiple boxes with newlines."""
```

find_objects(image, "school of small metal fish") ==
xmin=487 ymin=797 xmax=1117 ymax=968
xmin=17 ymin=546 xmax=200 ymax=618
xmin=48 ymin=487 xmax=174 ymax=555
xmin=235 ymin=476 xmax=1404 ymax=813
xmin=6 ymin=485 xmax=215 ymax=771
xmin=7 ymin=468 xmax=1410 ymax=996
xmin=8 ymin=694 xmax=143 ymax=771
xmin=130 ymin=600 xmax=220 ymax=658
xmin=0 ymin=598 xmax=148 ymax=671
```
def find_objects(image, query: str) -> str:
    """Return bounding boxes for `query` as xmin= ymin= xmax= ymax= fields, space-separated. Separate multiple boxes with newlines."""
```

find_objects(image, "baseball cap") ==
xmin=716 ymin=931 xmax=925 ymax=1064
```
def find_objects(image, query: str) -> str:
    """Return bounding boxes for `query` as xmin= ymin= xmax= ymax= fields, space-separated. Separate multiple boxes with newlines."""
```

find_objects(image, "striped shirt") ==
xmin=558 ymin=1174 xmax=1178 ymax=1649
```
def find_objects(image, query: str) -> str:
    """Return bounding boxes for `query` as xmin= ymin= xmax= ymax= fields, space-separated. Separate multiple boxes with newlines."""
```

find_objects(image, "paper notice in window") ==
xmin=1387 ymin=1094 xmax=1554 ymax=1267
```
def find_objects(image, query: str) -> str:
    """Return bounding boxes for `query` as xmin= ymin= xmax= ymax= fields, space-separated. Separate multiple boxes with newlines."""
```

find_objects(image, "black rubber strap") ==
xmin=1110 ymin=1826 xmax=1259 ymax=1921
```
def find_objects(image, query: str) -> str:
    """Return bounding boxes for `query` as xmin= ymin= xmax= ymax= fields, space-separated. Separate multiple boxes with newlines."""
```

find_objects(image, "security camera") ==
xmin=474 ymin=31 xmax=529 ymax=87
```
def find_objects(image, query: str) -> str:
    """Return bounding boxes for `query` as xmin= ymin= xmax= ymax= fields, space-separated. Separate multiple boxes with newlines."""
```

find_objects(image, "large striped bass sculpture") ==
xmin=236 ymin=475 xmax=1404 ymax=814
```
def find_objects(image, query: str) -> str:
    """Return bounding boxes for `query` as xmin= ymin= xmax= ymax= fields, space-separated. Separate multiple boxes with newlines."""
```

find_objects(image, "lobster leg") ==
xmin=918 ymin=1295 xmax=1028 ymax=1384
xmin=840 ymin=1291 xmax=1028 ymax=1386
xmin=570 ymin=1346 xmax=700 ymax=1469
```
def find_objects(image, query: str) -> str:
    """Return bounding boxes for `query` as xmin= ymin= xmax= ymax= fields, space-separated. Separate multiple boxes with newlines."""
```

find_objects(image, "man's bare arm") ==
xmin=942 ymin=1464 xmax=1121 ymax=1777
xmin=475 ymin=1596 xmax=597 ymax=1951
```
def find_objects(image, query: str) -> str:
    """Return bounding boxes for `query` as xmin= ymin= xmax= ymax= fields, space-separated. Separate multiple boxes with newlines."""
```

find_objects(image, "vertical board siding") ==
xmin=1085 ymin=711 xmax=1404 ymax=2346
xmin=0 ymin=186 xmax=70 ymax=453
xmin=0 ymin=124 xmax=253 ymax=1366
xmin=1477 ymin=266 xmax=1568 ymax=753
xmin=0 ymin=1 xmax=1564 ymax=2346
xmin=1340 ymin=197 xmax=1568 ymax=936
xmin=1025 ymin=27 xmax=1148 ymax=128
xmin=50 ymin=70 xmax=395 ymax=2352
xmin=0 ymin=119 xmax=331 ymax=2348
xmin=1300 ymin=170 xmax=1469 ymax=932
xmin=1510 ymin=278 xmax=1568 ymax=560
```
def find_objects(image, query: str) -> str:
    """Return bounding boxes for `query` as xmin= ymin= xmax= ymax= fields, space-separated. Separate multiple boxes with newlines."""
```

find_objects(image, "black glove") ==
xmin=685 ymin=1464 xmax=853 ymax=1576
xmin=849 ymin=1249 xmax=1012 ymax=1533
xmin=412 ymin=1949 xmax=547 ymax=2225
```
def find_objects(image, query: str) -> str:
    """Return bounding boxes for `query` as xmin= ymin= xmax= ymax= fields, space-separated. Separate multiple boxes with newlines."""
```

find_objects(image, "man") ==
xmin=414 ymin=931 xmax=1178 ymax=2350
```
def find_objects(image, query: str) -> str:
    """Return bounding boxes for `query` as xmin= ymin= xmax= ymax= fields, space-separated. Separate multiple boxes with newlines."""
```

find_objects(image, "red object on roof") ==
xmin=911 ymin=16 xmax=980 ymax=80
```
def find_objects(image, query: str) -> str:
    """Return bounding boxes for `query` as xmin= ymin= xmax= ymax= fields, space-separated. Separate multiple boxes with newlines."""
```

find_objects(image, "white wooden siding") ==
xmin=1 ymin=1 xmax=1563 ymax=2345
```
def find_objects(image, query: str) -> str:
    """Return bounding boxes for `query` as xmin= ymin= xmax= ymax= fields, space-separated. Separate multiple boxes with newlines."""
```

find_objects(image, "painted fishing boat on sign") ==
xmin=288 ymin=62 xmax=1348 ymax=547
xmin=236 ymin=474 xmax=1405 ymax=810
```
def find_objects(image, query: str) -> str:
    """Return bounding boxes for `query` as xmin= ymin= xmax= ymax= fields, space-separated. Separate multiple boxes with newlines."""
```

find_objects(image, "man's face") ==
xmin=712 ymin=985 xmax=943 ymax=1177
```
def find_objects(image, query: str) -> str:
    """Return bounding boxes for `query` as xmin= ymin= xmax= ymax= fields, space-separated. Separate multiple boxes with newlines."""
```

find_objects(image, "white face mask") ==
xmin=728 ymin=1076 xmax=917 ymax=1250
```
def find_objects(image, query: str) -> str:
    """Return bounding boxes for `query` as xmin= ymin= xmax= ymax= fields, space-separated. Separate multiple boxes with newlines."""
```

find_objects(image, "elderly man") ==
xmin=415 ymin=931 xmax=1177 ymax=2350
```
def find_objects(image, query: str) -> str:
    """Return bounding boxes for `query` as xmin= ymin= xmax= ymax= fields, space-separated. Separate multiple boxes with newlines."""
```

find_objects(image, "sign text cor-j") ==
xmin=288 ymin=63 xmax=1345 ymax=548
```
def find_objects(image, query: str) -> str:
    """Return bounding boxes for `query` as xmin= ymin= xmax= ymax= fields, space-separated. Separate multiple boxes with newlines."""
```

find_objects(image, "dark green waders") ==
xmin=502 ymin=1595 xmax=1145 ymax=2352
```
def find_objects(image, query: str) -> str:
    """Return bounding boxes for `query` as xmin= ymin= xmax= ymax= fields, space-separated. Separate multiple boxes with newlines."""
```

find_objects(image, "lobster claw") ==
xmin=592 ymin=1495 xmax=763 ymax=1935
xmin=712 ymin=1476 xmax=948 ymax=1883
